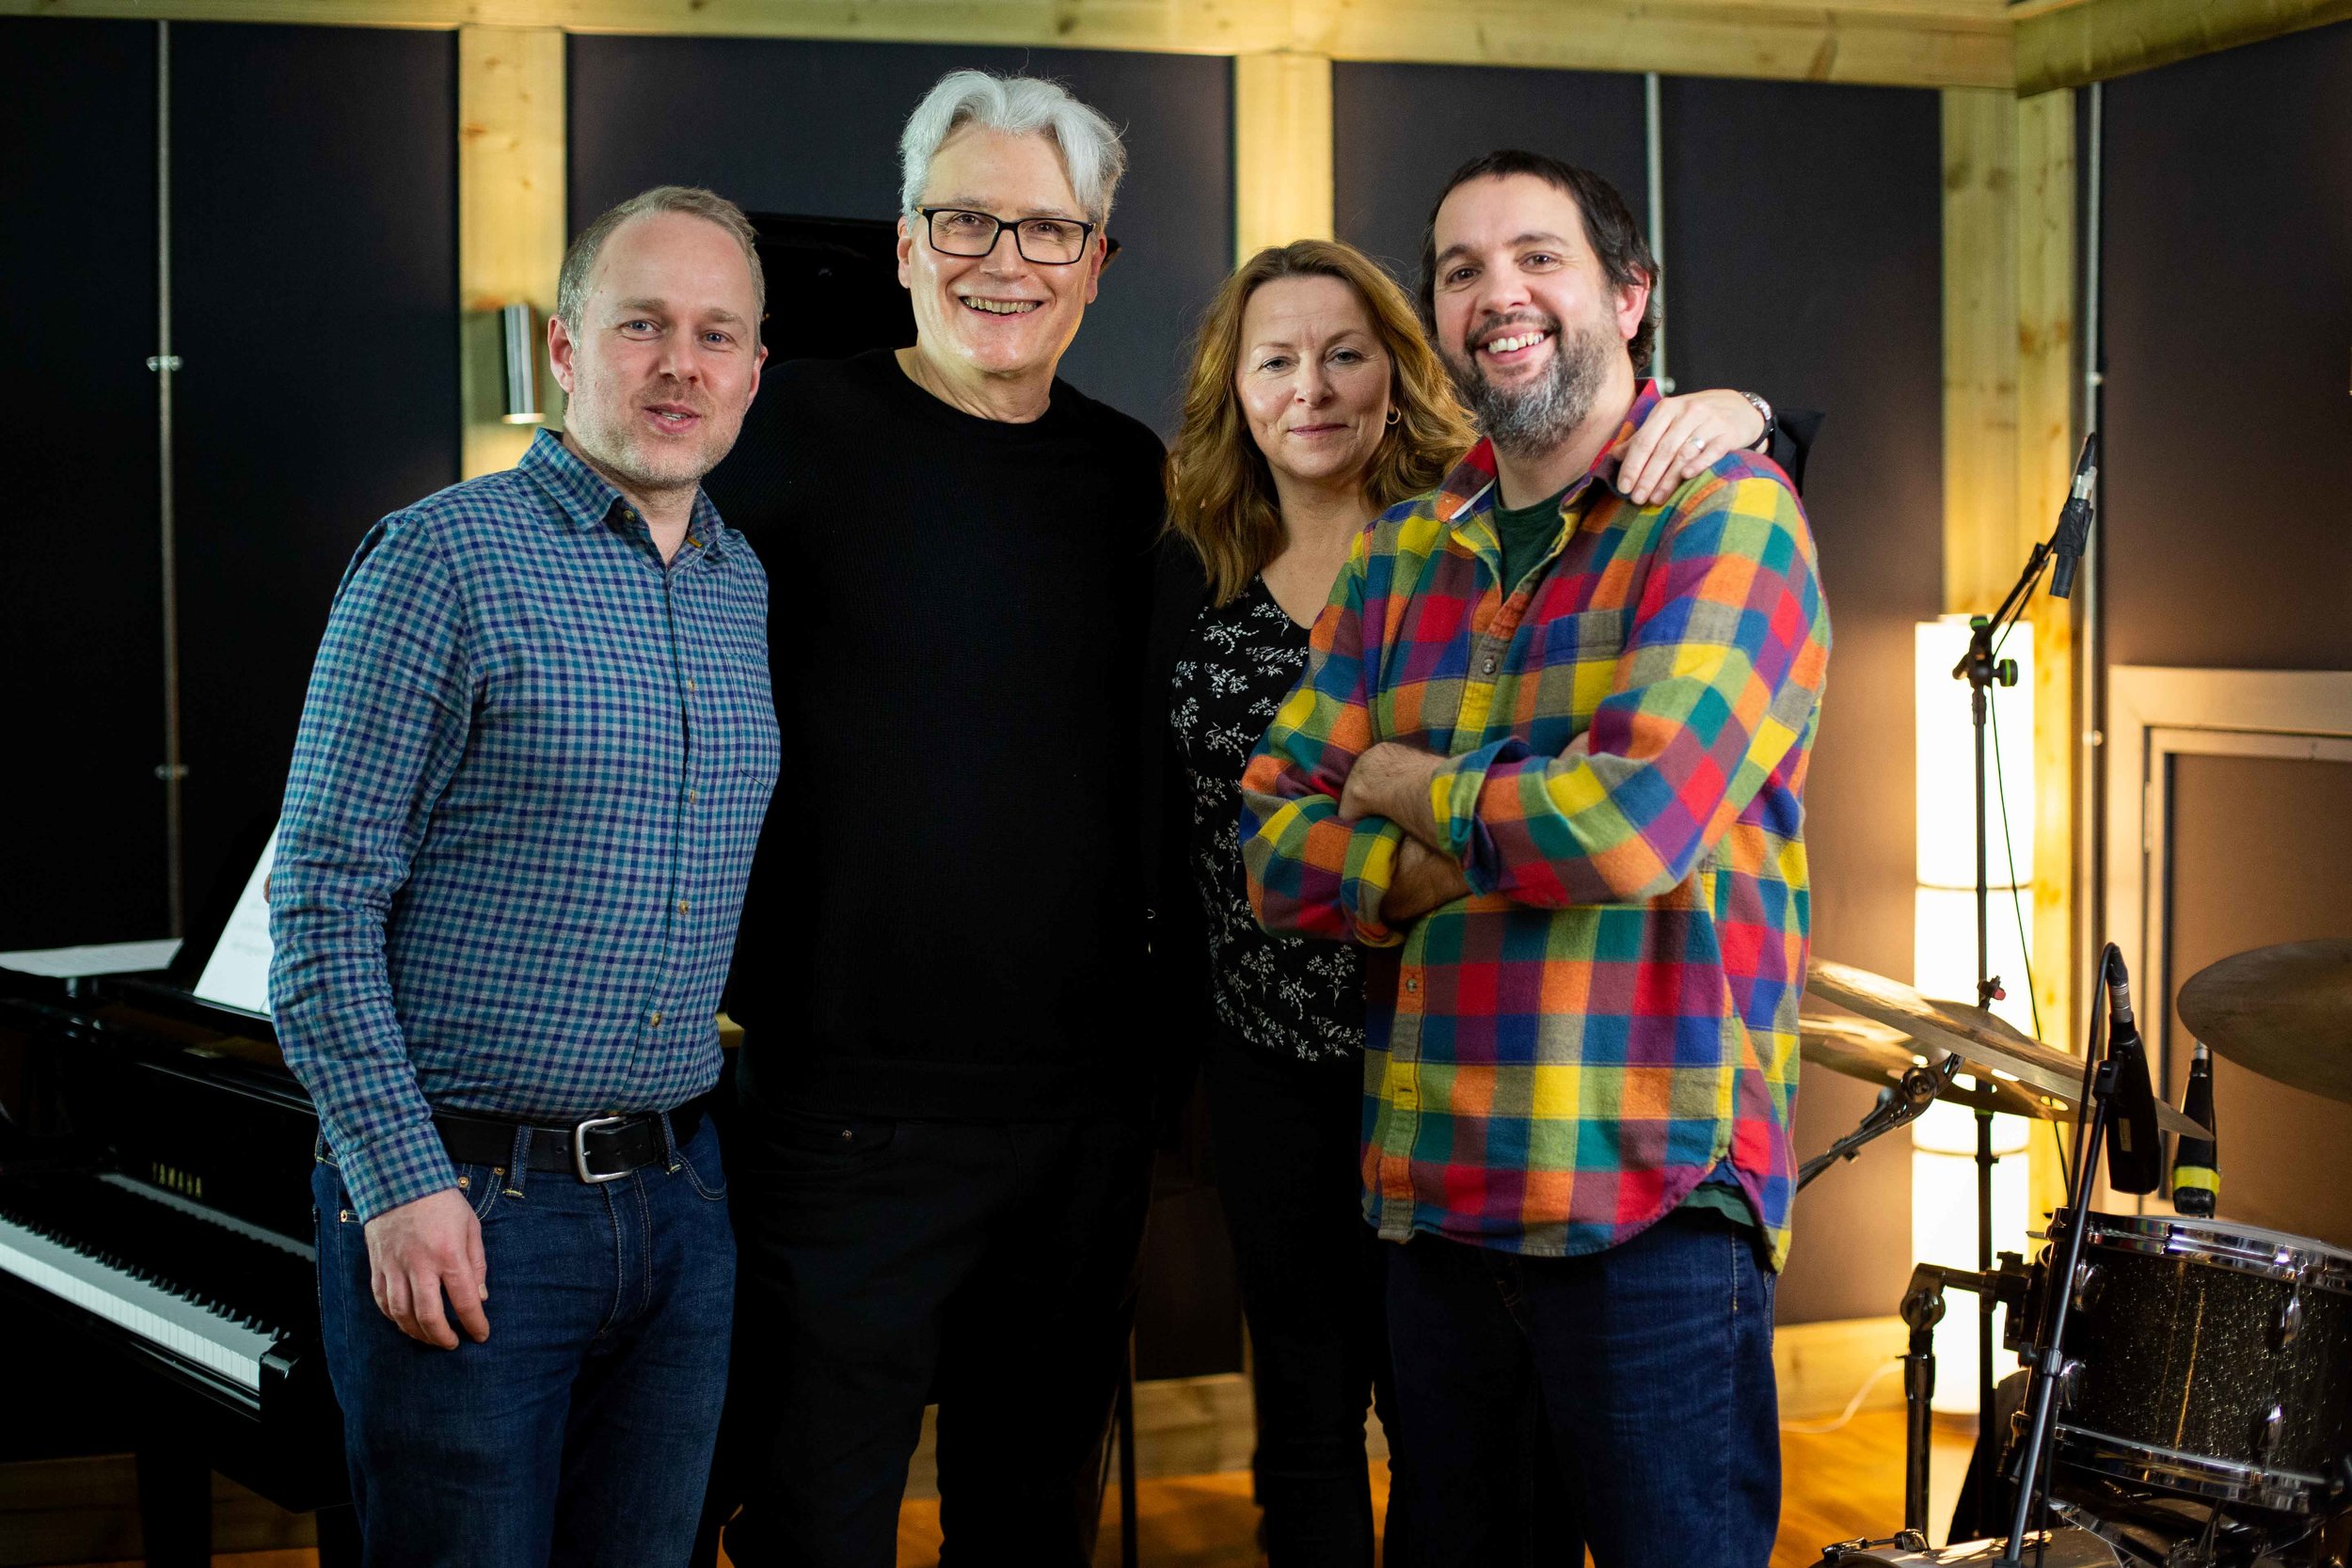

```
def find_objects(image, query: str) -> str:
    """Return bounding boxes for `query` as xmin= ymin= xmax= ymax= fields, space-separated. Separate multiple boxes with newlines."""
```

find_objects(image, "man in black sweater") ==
xmin=716 ymin=70 xmax=1167 ymax=1566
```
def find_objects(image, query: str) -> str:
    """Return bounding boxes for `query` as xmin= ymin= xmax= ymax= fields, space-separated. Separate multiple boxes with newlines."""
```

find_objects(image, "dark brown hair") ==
xmin=1417 ymin=150 xmax=1661 ymax=371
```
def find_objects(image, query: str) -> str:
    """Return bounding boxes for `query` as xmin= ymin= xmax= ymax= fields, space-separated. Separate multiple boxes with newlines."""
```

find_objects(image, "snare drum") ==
xmin=2053 ymin=1212 xmax=2352 ymax=1513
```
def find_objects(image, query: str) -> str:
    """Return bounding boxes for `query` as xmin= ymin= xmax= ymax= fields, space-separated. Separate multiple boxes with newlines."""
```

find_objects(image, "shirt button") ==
xmin=685 ymin=787 xmax=698 ymax=804
xmin=648 ymin=1011 xmax=663 ymax=1026
xmin=1481 ymin=655 xmax=1498 ymax=675
xmin=1405 ymin=977 xmax=1420 ymax=992
xmin=685 ymin=678 xmax=697 ymax=691
xmin=675 ymin=898 xmax=690 ymax=915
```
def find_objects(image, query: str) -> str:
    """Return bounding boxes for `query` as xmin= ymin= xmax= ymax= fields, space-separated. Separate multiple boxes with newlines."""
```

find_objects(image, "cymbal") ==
xmin=1806 ymin=957 xmax=2210 ymax=1137
xmin=1800 ymin=1012 xmax=2055 ymax=1119
xmin=2178 ymin=939 xmax=2352 ymax=1105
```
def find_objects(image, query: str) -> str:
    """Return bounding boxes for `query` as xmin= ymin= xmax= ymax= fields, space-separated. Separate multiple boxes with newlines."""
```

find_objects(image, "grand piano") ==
xmin=0 ymin=825 xmax=357 ymax=1563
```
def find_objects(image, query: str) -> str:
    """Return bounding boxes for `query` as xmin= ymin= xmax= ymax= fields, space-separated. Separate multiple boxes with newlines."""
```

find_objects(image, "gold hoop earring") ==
xmin=1385 ymin=406 xmax=1401 ymax=426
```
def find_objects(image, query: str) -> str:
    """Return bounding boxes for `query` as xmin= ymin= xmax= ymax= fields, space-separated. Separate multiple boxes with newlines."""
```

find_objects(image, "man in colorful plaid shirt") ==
xmin=1240 ymin=150 xmax=1829 ymax=1565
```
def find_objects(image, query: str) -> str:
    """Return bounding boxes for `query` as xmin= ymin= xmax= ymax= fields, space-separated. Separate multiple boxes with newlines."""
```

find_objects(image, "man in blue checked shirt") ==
xmin=267 ymin=185 xmax=776 ymax=1566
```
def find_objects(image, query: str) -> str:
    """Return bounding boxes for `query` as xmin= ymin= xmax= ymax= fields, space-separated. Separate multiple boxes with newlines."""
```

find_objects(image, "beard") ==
xmin=564 ymin=372 xmax=738 ymax=499
xmin=1445 ymin=310 xmax=1615 ymax=461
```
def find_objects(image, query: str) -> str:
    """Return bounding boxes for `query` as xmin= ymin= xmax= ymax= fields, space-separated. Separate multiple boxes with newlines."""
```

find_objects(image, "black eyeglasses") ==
xmin=916 ymin=207 xmax=1098 ymax=266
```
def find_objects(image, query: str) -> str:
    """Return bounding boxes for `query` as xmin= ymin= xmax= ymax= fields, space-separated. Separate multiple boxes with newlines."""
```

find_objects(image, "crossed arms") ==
xmin=1237 ymin=472 xmax=1830 ymax=944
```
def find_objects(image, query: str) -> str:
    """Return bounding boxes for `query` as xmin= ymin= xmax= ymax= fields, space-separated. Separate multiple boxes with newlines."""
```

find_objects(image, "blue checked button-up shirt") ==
xmin=269 ymin=430 xmax=781 ymax=1220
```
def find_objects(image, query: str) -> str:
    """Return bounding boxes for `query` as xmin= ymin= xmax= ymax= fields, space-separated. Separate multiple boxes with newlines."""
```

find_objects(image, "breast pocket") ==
xmin=1525 ymin=607 xmax=1629 ymax=728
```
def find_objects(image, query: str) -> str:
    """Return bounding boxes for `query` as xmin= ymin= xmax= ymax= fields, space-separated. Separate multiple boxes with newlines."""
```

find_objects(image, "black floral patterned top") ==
xmin=1167 ymin=576 xmax=1366 ymax=1061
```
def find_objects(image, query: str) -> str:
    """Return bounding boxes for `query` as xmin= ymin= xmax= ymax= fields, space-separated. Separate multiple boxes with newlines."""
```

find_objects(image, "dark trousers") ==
xmin=718 ymin=1092 xmax=1154 ymax=1568
xmin=1385 ymin=1211 xmax=1780 ymax=1568
xmin=312 ymin=1117 xmax=736 ymax=1568
xmin=1203 ymin=1033 xmax=1411 ymax=1567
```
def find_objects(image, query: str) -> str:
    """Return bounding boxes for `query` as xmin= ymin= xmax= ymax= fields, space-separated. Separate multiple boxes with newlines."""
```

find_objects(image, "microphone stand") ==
xmin=1948 ymin=535 xmax=2056 ymax=1523
xmin=1996 ymin=949 xmax=2123 ymax=1565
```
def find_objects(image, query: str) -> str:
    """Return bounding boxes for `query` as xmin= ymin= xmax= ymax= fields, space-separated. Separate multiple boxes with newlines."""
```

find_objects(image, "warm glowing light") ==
xmin=1914 ymin=885 xmax=2037 ymax=1037
xmin=1915 ymin=616 xmax=2033 ymax=892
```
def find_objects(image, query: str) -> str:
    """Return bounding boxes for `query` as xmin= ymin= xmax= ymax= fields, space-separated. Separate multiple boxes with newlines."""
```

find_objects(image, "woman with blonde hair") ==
xmin=1147 ymin=237 xmax=1797 ymax=1563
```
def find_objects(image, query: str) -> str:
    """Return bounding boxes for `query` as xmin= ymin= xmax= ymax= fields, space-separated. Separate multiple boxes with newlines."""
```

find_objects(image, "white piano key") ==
xmin=0 ymin=1212 xmax=273 ymax=1391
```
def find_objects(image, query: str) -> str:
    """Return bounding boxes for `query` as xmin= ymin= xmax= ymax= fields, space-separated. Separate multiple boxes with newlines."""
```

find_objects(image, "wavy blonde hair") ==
xmin=1166 ymin=240 xmax=1476 ymax=606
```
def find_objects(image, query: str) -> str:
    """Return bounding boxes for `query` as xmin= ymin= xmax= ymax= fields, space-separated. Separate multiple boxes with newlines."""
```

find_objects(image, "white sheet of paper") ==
xmin=194 ymin=829 xmax=278 ymax=1015
xmin=0 ymin=939 xmax=183 ymax=978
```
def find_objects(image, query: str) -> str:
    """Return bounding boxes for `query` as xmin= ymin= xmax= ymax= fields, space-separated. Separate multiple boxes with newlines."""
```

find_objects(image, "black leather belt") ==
xmin=433 ymin=1098 xmax=707 ymax=1184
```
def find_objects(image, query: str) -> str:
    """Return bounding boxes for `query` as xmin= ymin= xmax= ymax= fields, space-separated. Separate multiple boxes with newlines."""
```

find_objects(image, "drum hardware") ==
xmin=1815 ymin=1527 xmax=2123 ymax=1565
xmin=1898 ymin=1259 xmax=2038 ymax=1535
xmin=2280 ymin=1293 xmax=2305 ymax=1353
xmin=2075 ymin=1262 xmax=2107 ymax=1314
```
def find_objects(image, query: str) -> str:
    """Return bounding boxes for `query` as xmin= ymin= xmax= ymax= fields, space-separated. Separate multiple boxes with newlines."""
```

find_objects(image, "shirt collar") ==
xmin=1432 ymin=377 xmax=1665 ymax=526
xmin=518 ymin=428 xmax=736 ymax=562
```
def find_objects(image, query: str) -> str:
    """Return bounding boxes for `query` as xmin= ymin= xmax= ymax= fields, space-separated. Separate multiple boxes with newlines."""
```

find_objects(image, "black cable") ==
xmin=1985 ymin=683 xmax=2071 ymax=1193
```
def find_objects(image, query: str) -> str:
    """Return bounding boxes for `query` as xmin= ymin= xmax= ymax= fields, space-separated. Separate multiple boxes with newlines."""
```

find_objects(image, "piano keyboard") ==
xmin=0 ymin=1174 xmax=310 ymax=1395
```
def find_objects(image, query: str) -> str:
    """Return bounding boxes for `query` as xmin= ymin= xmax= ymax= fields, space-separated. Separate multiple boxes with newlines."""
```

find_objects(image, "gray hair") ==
xmin=555 ymin=185 xmax=766 ymax=345
xmin=898 ymin=70 xmax=1127 ymax=228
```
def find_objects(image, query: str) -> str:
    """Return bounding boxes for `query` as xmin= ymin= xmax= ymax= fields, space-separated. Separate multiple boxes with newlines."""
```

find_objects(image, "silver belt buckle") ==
xmin=572 ymin=1114 xmax=630 ymax=1183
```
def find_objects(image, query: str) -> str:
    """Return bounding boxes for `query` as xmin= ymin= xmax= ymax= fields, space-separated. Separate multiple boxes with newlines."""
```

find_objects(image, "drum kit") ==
xmin=1800 ymin=938 xmax=2352 ymax=1568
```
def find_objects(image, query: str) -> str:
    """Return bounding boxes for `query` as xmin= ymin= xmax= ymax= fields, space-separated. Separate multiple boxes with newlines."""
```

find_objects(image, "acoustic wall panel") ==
xmin=167 ymin=24 xmax=459 ymax=916
xmin=0 ymin=21 xmax=165 ymax=949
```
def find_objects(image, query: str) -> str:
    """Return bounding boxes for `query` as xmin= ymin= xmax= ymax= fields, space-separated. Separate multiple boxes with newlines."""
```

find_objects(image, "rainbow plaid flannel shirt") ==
xmin=1238 ymin=382 xmax=1830 ymax=1268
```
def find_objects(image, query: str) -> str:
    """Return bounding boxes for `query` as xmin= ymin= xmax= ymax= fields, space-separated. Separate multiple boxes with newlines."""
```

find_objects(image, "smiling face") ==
xmin=1428 ymin=173 xmax=1647 ymax=457
xmin=1233 ymin=273 xmax=1392 ymax=498
xmin=548 ymin=210 xmax=766 ymax=498
xmin=898 ymin=124 xmax=1104 ymax=389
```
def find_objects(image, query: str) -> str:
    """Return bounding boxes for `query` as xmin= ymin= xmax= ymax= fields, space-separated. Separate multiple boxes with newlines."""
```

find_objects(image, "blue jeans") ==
xmin=1384 ymin=1210 xmax=1779 ymax=1568
xmin=312 ymin=1115 xmax=735 ymax=1568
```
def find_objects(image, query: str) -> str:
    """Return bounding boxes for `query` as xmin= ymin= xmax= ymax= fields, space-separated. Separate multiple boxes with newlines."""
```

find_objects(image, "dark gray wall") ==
xmin=0 ymin=24 xmax=459 ymax=947
xmin=1333 ymin=62 xmax=1646 ymax=294
xmin=1664 ymin=77 xmax=1946 ymax=1324
xmin=566 ymin=38 xmax=1231 ymax=437
xmin=1338 ymin=63 xmax=1944 ymax=1324
xmin=169 ymin=24 xmax=460 ymax=922
xmin=2102 ymin=20 xmax=2352 ymax=673
xmin=1 ymin=20 xmax=164 ymax=950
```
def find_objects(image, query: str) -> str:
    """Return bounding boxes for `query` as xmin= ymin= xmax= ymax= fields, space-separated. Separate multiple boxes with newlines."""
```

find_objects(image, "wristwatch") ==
xmin=1740 ymin=391 xmax=1775 ymax=452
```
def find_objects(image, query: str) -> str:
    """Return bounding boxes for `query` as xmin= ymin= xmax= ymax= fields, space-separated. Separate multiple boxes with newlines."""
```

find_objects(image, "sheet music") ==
xmin=0 ymin=939 xmax=183 ymax=978
xmin=194 ymin=829 xmax=278 ymax=1015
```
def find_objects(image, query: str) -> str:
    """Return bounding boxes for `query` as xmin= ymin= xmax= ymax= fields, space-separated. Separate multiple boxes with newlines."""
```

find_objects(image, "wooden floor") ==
xmin=83 ymin=1410 xmax=1970 ymax=1567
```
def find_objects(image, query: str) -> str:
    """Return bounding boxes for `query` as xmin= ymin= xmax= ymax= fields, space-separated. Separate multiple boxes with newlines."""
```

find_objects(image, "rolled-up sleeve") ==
xmin=1238 ymin=532 xmax=1407 ymax=948
xmin=1429 ymin=474 xmax=1829 ymax=908
xmin=267 ymin=516 xmax=475 ymax=1221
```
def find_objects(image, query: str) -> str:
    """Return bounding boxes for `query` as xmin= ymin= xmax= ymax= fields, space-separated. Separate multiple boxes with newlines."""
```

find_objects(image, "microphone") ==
xmin=2171 ymin=1042 xmax=2219 ymax=1217
xmin=2103 ymin=946 xmax=2165 ymax=1195
xmin=2048 ymin=432 xmax=2099 ymax=600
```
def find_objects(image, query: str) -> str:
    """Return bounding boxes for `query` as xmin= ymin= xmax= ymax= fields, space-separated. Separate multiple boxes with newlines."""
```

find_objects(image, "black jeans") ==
xmin=717 ymin=1088 xmax=1153 ymax=1568
xmin=1386 ymin=1212 xmax=1779 ymax=1568
xmin=1204 ymin=1032 xmax=1411 ymax=1567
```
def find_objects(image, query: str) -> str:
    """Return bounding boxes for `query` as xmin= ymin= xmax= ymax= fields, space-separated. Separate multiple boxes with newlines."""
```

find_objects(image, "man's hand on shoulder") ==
xmin=362 ymin=1186 xmax=488 ymax=1349
xmin=1381 ymin=837 xmax=1472 ymax=925
xmin=1340 ymin=741 xmax=1449 ymax=850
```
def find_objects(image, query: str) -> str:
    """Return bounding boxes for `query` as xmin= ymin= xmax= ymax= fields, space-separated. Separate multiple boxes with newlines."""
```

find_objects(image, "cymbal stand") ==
xmin=1896 ymin=1259 xmax=2033 ymax=1539
xmin=1798 ymin=1055 xmax=1963 ymax=1192
xmin=1997 ymin=951 xmax=2122 ymax=1566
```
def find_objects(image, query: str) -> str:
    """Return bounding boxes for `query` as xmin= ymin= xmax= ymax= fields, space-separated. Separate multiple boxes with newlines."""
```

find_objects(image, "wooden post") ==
xmin=1232 ymin=51 xmax=1333 ymax=267
xmin=458 ymin=24 xmax=565 ymax=480
xmin=1945 ymin=85 xmax=2078 ymax=1224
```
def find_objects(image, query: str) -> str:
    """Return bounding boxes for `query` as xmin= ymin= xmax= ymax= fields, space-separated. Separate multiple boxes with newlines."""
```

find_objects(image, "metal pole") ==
xmin=1645 ymin=72 xmax=1671 ymax=391
xmin=152 ymin=19 xmax=188 ymax=939
xmin=2075 ymin=84 xmax=2106 ymax=1052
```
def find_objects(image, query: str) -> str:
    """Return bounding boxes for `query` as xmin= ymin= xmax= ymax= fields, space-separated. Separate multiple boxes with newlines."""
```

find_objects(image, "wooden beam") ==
xmin=1941 ymin=87 xmax=2020 ymax=620
xmin=457 ymin=24 xmax=566 ymax=478
xmin=1232 ymin=52 xmax=1332 ymax=266
xmin=2014 ymin=87 xmax=2074 ymax=1225
xmin=0 ymin=0 xmax=2017 ymax=89
xmin=2015 ymin=0 xmax=2352 ymax=94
